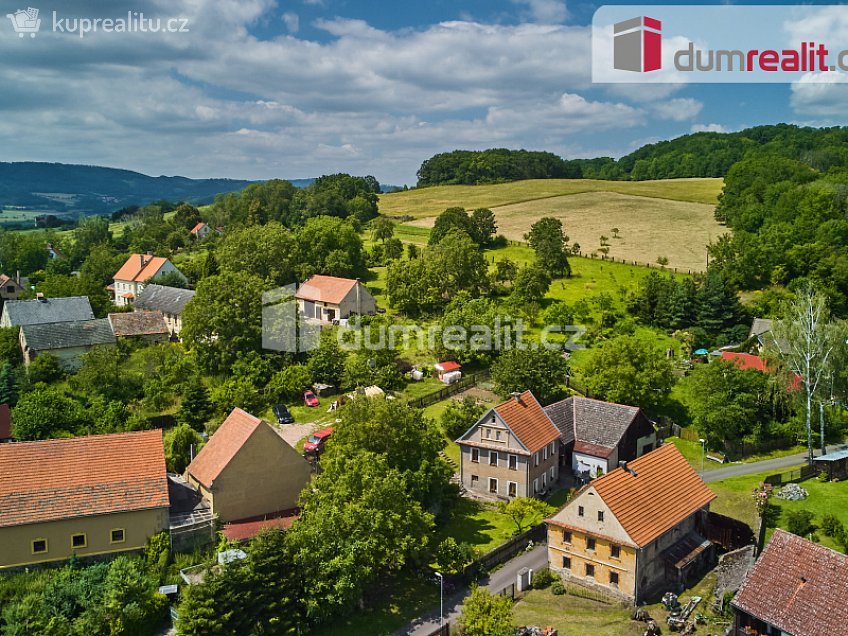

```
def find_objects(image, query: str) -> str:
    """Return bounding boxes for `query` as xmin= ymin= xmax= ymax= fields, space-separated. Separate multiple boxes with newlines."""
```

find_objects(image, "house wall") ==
xmin=0 ymin=507 xmax=169 ymax=569
xmin=20 ymin=329 xmax=112 ymax=370
xmin=199 ymin=423 xmax=313 ymax=523
xmin=636 ymin=511 xmax=706 ymax=600
xmin=459 ymin=409 xmax=558 ymax=499
xmin=547 ymin=487 xmax=638 ymax=601
xmin=338 ymin=284 xmax=377 ymax=318
xmin=114 ymin=261 xmax=185 ymax=307
xmin=572 ymin=451 xmax=614 ymax=478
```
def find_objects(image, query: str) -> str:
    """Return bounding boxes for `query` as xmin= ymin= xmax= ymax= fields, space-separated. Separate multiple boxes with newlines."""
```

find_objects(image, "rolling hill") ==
xmin=0 ymin=162 xmax=261 ymax=218
xmin=379 ymin=177 xmax=725 ymax=273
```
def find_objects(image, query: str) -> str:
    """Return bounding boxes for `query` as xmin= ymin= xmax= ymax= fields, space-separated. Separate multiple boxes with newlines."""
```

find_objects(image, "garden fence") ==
xmin=462 ymin=523 xmax=547 ymax=580
xmin=764 ymin=464 xmax=817 ymax=486
xmin=407 ymin=371 xmax=491 ymax=409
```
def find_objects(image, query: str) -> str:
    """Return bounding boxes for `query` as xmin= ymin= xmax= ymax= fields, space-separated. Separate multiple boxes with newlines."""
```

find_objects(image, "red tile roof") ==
xmin=187 ymin=408 xmax=262 ymax=489
xmin=435 ymin=361 xmax=461 ymax=373
xmin=295 ymin=275 xmax=359 ymax=305
xmin=0 ymin=404 xmax=10 ymax=440
xmin=721 ymin=352 xmax=802 ymax=391
xmin=0 ymin=430 xmax=169 ymax=528
xmin=573 ymin=440 xmax=615 ymax=458
xmin=733 ymin=529 xmax=848 ymax=636
xmin=190 ymin=222 xmax=207 ymax=235
xmin=721 ymin=352 xmax=768 ymax=373
xmin=114 ymin=254 xmax=169 ymax=283
xmin=588 ymin=443 xmax=716 ymax=547
xmin=222 ymin=509 xmax=299 ymax=542
xmin=492 ymin=391 xmax=560 ymax=454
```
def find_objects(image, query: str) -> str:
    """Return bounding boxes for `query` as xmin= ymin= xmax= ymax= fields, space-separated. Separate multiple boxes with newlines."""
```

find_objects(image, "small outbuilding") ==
xmin=814 ymin=447 xmax=848 ymax=481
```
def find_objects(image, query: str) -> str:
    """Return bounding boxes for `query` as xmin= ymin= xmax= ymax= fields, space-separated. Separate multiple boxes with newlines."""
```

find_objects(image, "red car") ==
xmin=304 ymin=427 xmax=333 ymax=454
xmin=303 ymin=390 xmax=320 ymax=407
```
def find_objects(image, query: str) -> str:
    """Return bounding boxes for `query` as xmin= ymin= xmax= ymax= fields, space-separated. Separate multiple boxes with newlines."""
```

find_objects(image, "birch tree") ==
xmin=771 ymin=286 xmax=840 ymax=464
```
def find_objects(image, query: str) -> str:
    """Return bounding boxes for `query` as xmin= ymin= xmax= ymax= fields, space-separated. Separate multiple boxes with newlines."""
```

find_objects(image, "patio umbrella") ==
xmin=693 ymin=348 xmax=709 ymax=356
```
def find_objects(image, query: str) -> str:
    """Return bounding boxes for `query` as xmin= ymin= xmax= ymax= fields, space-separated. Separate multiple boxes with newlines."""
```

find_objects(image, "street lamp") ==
xmin=698 ymin=438 xmax=706 ymax=476
xmin=434 ymin=571 xmax=444 ymax=634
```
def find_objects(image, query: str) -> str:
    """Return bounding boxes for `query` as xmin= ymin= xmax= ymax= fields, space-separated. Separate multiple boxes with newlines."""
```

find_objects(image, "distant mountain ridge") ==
xmin=0 ymin=161 xmax=262 ymax=217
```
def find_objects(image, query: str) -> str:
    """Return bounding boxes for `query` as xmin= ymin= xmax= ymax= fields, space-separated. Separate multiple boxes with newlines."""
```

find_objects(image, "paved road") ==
xmin=393 ymin=545 xmax=548 ymax=636
xmin=702 ymin=442 xmax=847 ymax=483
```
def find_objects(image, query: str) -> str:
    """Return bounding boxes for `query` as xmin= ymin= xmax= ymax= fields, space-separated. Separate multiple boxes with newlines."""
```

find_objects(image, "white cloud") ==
xmin=651 ymin=98 xmax=703 ymax=121
xmin=691 ymin=123 xmax=728 ymax=133
xmin=282 ymin=12 xmax=299 ymax=34
xmin=790 ymin=72 xmax=848 ymax=118
xmin=511 ymin=0 xmax=568 ymax=23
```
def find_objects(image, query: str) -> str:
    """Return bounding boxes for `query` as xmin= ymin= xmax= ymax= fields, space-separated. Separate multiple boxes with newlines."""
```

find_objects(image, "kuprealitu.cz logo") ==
xmin=5 ymin=5 xmax=190 ymax=38
xmin=594 ymin=5 xmax=848 ymax=83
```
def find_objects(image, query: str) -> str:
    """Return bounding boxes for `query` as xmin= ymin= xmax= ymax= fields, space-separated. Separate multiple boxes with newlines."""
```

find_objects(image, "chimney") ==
xmin=36 ymin=292 xmax=46 ymax=303
xmin=619 ymin=460 xmax=638 ymax=477
xmin=510 ymin=391 xmax=522 ymax=403
xmin=139 ymin=254 xmax=145 ymax=270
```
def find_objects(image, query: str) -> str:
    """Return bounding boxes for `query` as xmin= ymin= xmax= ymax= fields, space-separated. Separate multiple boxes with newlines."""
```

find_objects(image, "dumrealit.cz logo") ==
xmin=5 ymin=6 xmax=189 ymax=39
xmin=594 ymin=5 xmax=848 ymax=83
xmin=613 ymin=16 xmax=662 ymax=72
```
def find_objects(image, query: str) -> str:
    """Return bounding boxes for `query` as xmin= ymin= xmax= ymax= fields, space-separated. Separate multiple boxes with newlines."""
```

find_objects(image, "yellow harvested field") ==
xmin=408 ymin=190 xmax=725 ymax=273
xmin=379 ymin=177 xmax=723 ymax=219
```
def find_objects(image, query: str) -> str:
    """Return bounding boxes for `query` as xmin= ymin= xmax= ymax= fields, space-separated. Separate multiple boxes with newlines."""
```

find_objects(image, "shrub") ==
xmin=531 ymin=568 xmax=556 ymax=589
xmin=786 ymin=509 xmax=816 ymax=537
xmin=821 ymin=513 xmax=844 ymax=537
xmin=551 ymin=581 xmax=566 ymax=596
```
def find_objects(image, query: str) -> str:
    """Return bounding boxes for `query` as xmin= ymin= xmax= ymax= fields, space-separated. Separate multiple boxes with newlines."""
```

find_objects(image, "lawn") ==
xmin=379 ymin=178 xmax=724 ymax=218
xmin=512 ymin=587 xmax=642 ymax=635
xmin=438 ymin=498 xmax=519 ymax=554
xmin=381 ymin=178 xmax=724 ymax=273
xmin=708 ymin=466 xmax=848 ymax=551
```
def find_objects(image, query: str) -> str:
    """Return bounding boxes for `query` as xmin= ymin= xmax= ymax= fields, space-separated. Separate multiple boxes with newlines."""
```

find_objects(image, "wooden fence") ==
xmin=407 ymin=371 xmax=491 ymax=409
xmin=655 ymin=421 xmax=795 ymax=458
xmin=764 ymin=463 xmax=817 ymax=486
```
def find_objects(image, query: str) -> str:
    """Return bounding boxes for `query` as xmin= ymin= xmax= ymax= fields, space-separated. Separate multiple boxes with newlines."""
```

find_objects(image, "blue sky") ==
xmin=0 ymin=0 xmax=843 ymax=185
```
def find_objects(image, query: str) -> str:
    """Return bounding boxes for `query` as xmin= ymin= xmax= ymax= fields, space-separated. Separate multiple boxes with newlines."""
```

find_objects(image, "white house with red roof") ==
xmin=111 ymin=253 xmax=186 ymax=307
xmin=294 ymin=274 xmax=377 ymax=323
xmin=190 ymin=222 xmax=212 ymax=239
xmin=457 ymin=390 xmax=561 ymax=500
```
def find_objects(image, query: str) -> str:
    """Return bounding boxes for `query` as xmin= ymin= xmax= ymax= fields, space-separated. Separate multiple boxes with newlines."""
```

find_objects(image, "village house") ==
xmin=189 ymin=222 xmax=212 ymax=239
xmin=46 ymin=242 xmax=65 ymax=260
xmin=732 ymin=529 xmax=848 ymax=636
xmin=544 ymin=396 xmax=657 ymax=480
xmin=108 ymin=310 xmax=170 ymax=343
xmin=185 ymin=408 xmax=312 ymax=526
xmin=0 ymin=430 xmax=170 ymax=569
xmin=0 ymin=273 xmax=25 ymax=309
xmin=457 ymin=390 xmax=561 ymax=500
xmin=294 ymin=274 xmax=377 ymax=323
xmin=133 ymin=284 xmax=196 ymax=337
xmin=0 ymin=295 xmax=94 ymax=328
xmin=546 ymin=443 xmax=716 ymax=604
xmin=19 ymin=318 xmax=116 ymax=370
xmin=111 ymin=253 xmax=186 ymax=307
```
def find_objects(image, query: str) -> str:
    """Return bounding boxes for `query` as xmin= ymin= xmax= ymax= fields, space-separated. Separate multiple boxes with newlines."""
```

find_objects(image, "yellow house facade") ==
xmin=546 ymin=444 xmax=716 ymax=604
xmin=0 ymin=430 xmax=170 ymax=570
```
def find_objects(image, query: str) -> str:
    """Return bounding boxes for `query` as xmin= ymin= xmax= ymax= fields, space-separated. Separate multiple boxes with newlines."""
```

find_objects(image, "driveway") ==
xmin=274 ymin=422 xmax=319 ymax=448
xmin=393 ymin=544 xmax=548 ymax=636
xmin=702 ymin=441 xmax=847 ymax=483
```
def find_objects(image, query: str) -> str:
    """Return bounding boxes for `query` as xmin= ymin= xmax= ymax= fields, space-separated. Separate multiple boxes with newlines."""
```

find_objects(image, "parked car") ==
xmin=303 ymin=427 xmax=333 ymax=454
xmin=273 ymin=404 xmax=294 ymax=424
xmin=303 ymin=390 xmax=320 ymax=407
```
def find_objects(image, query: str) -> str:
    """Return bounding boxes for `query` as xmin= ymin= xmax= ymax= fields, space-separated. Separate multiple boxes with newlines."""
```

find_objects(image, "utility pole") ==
xmin=434 ymin=571 xmax=444 ymax=634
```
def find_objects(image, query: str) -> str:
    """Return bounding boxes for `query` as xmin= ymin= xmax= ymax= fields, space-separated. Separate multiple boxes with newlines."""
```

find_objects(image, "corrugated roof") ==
xmin=114 ymin=254 xmax=169 ymax=283
xmin=732 ymin=529 xmax=848 ymax=636
xmin=187 ymin=408 xmax=262 ymax=488
xmin=435 ymin=361 xmax=461 ymax=372
xmin=749 ymin=318 xmax=773 ymax=339
xmin=190 ymin=222 xmax=207 ymax=234
xmin=0 ymin=430 xmax=169 ymax=528
xmin=108 ymin=311 xmax=169 ymax=337
xmin=21 ymin=318 xmax=116 ymax=351
xmin=134 ymin=284 xmax=196 ymax=316
xmin=573 ymin=440 xmax=615 ymax=458
xmin=721 ymin=352 xmax=768 ymax=373
xmin=295 ymin=275 xmax=359 ymax=305
xmin=815 ymin=448 xmax=848 ymax=462
xmin=588 ymin=444 xmax=715 ymax=547
xmin=493 ymin=391 xmax=560 ymax=454
xmin=2 ymin=296 xmax=94 ymax=326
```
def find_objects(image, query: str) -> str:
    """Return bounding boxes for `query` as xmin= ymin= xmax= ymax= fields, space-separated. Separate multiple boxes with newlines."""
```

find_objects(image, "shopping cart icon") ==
xmin=6 ymin=7 xmax=41 ymax=38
